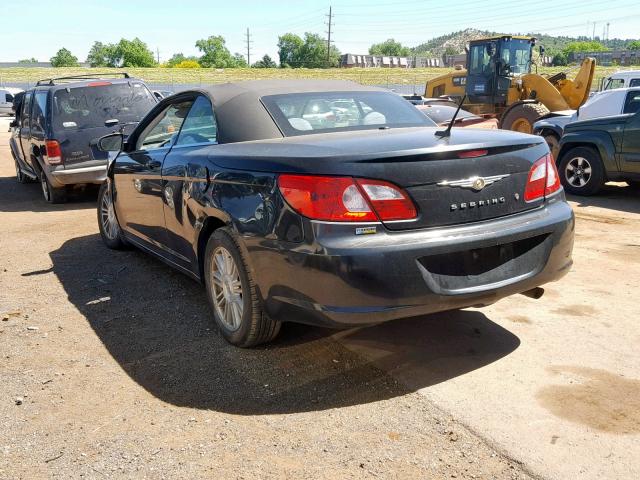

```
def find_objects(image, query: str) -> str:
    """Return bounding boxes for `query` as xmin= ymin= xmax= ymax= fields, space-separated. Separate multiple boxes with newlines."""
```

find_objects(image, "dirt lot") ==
xmin=1 ymin=120 xmax=639 ymax=479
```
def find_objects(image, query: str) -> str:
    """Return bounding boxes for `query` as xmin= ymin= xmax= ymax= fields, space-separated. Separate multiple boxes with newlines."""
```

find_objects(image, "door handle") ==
xmin=147 ymin=159 xmax=161 ymax=169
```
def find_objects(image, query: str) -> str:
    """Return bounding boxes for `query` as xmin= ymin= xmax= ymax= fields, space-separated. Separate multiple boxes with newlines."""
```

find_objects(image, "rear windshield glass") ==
xmin=53 ymin=82 xmax=156 ymax=130
xmin=261 ymin=91 xmax=436 ymax=136
xmin=419 ymin=105 xmax=477 ymax=124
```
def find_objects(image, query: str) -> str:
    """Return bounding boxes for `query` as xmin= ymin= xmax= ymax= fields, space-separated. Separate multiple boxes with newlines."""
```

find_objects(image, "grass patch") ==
xmin=0 ymin=66 xmax=621 ymax=90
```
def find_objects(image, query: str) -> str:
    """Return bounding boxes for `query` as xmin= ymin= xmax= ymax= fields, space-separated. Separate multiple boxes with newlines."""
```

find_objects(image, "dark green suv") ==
xmin=557 ymin=89 xmax=640 ymax=195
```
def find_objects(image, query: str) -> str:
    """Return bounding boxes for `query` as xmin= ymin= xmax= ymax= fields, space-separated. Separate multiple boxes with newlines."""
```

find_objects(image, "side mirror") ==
xmin=9 ymin=120 xmax=17 ymax=128
xmin=539 ymin=45 xmax=546 ymax=56
xmin=96 ymin=133 xmax=124 ymax=153
xmin=104 ymin=119 xmax=119 ymax=128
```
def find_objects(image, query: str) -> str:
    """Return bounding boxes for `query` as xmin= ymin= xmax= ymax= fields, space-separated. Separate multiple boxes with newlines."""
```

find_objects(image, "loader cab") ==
xmin=465 ymin=36 xmax=535 ymax=105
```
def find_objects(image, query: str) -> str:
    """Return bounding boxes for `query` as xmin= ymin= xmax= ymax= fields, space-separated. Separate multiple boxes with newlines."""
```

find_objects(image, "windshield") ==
xmin=418 ymin=105 xmax=477 ymax=125
xmin=468 ymin=44 xmax=492 ymax=76
xmin=499 ymin=39 xmax=531 ymax=75
xmin=262 ymin=91 xmax=435 ymax=136
xmin=53 ymin=82 xmax=156 ymax=130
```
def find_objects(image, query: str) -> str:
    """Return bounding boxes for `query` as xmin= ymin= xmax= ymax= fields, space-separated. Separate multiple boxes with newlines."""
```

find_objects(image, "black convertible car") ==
xmin=96 ymin=80 xmax=574 ymax=347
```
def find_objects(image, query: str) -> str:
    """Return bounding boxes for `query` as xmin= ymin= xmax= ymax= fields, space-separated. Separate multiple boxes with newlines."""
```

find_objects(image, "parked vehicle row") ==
xmin=533 ymin=86 xmax=640 ymax=195
xmin=1 ymin=87 xmax=23 ymax=116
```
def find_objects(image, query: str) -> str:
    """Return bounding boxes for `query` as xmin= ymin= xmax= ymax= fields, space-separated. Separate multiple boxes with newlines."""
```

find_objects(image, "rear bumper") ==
xmin=49 ymin=163 xmax=107 ymax=187
xmin=248 ymin=197 xmax=574 ymax=327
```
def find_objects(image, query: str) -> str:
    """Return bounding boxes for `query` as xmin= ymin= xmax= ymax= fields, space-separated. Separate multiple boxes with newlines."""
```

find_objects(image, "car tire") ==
xmin=15 ymin=159 xmax=30 ymax=184
xmin=500 ymin=102 xmax=550 ymax=134
xmin=204 ymin=227 xmax=281 ymax=348
xmin=542 ymin=132 xmax=560 ymax=161
xmin=40 ymin=171 xmax=67 ymax=204
xmin=97 ymin=182 xmax=128 ymax=249
xmin=558 ymin=146 xmax=605 ymax=196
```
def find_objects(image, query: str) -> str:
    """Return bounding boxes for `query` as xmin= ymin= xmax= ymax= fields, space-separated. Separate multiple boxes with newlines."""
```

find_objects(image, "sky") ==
xmin=1 ymin=0 xmax=639 ymax=64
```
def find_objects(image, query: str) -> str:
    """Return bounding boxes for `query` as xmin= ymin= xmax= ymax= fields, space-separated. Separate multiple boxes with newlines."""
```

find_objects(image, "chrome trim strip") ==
xmin=52 ymin=165 xmax=107 ymax=176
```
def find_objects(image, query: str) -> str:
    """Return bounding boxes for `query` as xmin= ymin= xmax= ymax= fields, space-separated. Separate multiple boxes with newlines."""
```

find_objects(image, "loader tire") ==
xmin=500 ymin=103 xmax=550 ymax=134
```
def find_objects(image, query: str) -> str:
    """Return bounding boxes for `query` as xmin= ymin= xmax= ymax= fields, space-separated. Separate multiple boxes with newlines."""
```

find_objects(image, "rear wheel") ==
xmin=14 ymin=159 xmax=29 ymax=184
xmin=40 ymin=171 xmax=67 ymax=204
xmin=500 ymin=103 xmax=550 ymax=133
xmin=558 ymin=146 xmax=605 ymax=196
xmin=204 ymin=228 xmax=281 ymax=347
xmin=97 ymin=182 xmax=127 ymax=249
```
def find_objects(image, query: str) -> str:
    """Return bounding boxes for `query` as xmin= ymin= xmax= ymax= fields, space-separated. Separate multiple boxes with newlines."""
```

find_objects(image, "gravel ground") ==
xmin=0 ymin=126 xmax=532 ymax=479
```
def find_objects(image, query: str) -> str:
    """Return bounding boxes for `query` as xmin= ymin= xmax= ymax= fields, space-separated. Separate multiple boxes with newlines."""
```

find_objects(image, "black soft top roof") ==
xmin=190 ymin=80 xmax=389 ymax=143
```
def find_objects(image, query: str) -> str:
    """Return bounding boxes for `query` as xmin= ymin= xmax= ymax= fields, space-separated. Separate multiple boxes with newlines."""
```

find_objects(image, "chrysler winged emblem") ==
xmin=437 ymin=174 xmax=510 ymax=191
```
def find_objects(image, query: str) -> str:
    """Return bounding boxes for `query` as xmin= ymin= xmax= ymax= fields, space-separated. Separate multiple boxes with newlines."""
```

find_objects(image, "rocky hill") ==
xmin=412 ymin=28 xmax=638 ymax=56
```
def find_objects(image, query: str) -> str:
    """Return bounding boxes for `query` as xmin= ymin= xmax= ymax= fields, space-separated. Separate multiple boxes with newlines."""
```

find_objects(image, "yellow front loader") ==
xmin=425 ymin=36 xmax=596 ymax=133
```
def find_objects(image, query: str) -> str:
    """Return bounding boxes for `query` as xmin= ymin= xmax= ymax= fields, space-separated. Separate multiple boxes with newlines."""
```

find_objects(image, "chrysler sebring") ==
xmin=96 ymin=80 xmax=574 ymax=347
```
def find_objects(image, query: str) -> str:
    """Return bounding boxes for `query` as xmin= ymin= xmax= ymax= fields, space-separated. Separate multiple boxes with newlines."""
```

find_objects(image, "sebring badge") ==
xmin=437 ymin=174 xmax=510 ymax=191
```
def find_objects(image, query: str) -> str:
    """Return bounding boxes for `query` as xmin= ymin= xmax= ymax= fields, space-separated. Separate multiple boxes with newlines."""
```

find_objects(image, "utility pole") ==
xmin=156 ymin=47 xmax=160 ymax=64
xmin=325 ymin=6 xmax=334 ymax=68
xmin=245 ymin=28 xmax=253 ymax=67
xmin=592 ymin=22 xmax=596 ymax=41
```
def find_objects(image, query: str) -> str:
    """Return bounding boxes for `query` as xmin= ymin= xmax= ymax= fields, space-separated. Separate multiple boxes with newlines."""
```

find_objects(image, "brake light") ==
xmin=278 ymin=175 xmax=417 ymax=222
xmin=45 ymin=140 xmax=62 ymax=165
xmin=87 ymin=81 xmax=112 ymax=87
xmin=524 ymin=153 xmax=561 ymax=202
xmin=457 ymin=149 xmax=488 ymax=158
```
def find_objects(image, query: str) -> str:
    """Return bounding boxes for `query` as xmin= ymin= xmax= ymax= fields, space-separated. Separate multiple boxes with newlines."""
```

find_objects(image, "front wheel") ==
xmin=500 ymin=103 xmax=550 ymax=133
xmin=204 ymin=228 xmax=281 ymax=347
xmin=558 ymin=146 xmax=605 ymax=196
xmin=543 ymin=132 xmax=560 ymax=161
xmin=97 ymin=182 xmax=127 ymax=249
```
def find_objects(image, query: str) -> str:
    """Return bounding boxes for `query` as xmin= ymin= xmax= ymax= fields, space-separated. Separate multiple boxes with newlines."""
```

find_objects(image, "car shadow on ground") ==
xmin=0 ymin=175 xmax=98 ymax=212
xmin=567 ymin=183 xmax=640 ymax=215
xmin=49 ymin=234 xmax=521 ymax=415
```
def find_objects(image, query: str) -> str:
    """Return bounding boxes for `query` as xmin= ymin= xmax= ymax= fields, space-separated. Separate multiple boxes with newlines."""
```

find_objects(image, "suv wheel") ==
xmin=40 ymin=171 xmax=67 ymax=203
xmin=204 ymin=228 xmax=281 ymax=347
xmin=15 ymin=160 xmax=29 ymax=184
xmin=97 ymin=183 xmax=128 ymax=249
xmin=558 ymin=146 xmax=605 ymax=196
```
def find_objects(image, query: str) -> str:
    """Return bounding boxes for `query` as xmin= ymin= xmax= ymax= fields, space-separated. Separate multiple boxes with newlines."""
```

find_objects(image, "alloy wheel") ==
xmin=565 ymin=156 xmax=592 ymax=188
xmin=100 ymin=187 xmax=120 ymax=240
xmin=210 ymin=246 xmax=243 ymax=331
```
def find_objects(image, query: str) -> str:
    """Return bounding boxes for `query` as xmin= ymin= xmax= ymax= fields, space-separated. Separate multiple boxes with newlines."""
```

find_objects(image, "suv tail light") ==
xmin=524 ymin=153 xmax=561 ymax=202
xmin=278 ymin=174 xmax=417 ymax=222
xmin=45 ymin=140 xmax=62 ymax=165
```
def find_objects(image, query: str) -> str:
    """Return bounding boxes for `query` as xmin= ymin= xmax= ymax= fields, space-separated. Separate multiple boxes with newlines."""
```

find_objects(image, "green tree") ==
xmin=629 ymin=41 xmax=640 ymax=50
xmin=18 ymin=57 xmax=38 ymax=64
xmin=277 ymin=33 xmax=304 ymax=67
xmin=563 ymin=41 xmax=608 ymax=54
xmin=369 ymin=39 xmax=411 ymax=57
xmin=116 ymin=38 xmax=156 ymax=67
xmin=196 ymin=35 xmax=239 ymax=68
xmin=86 ymin=41 xmax=117 ymax=67
xmin=253 ymin=54 xmax=277 ymax=68
xmin=552 ymin=52 xmax=568 ymax=66
xmin=443 ymin=46 xmax=458 ymax=56
xmin=233 ymin=53 xmax=248 ymax=68
xmin=50 ymin=48 xmax=79 ymax=67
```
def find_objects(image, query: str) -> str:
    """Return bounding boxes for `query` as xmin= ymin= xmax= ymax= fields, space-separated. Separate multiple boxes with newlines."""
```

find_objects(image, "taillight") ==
xmin=457 ymin=149 xmax=488 ymax=158
xmin=524 ymin=153 xmax=561 ymax=202
xmin=45 ymin=140 xmax=62 ymax=165
xmin=278 ymin=174 xmax=417 ymax=222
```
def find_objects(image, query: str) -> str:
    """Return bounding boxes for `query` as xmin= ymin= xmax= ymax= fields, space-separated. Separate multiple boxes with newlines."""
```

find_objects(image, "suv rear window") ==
xmin=262 ymin=91 xmax=435 ymax=136
xmin=52 ymin=82 xmax=156 ymax=130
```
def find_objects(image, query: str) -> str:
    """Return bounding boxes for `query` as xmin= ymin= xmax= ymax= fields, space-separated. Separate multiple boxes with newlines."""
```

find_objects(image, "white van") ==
xmin=0 ymin=87 xmax=23 ymax=116
xmin=599 ymin=70 xmax=640 ymax=91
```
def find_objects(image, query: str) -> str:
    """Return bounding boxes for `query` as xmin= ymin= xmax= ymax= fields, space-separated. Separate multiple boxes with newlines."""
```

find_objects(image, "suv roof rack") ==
xmin=36 ymin=72 xmax=131 ymax=86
